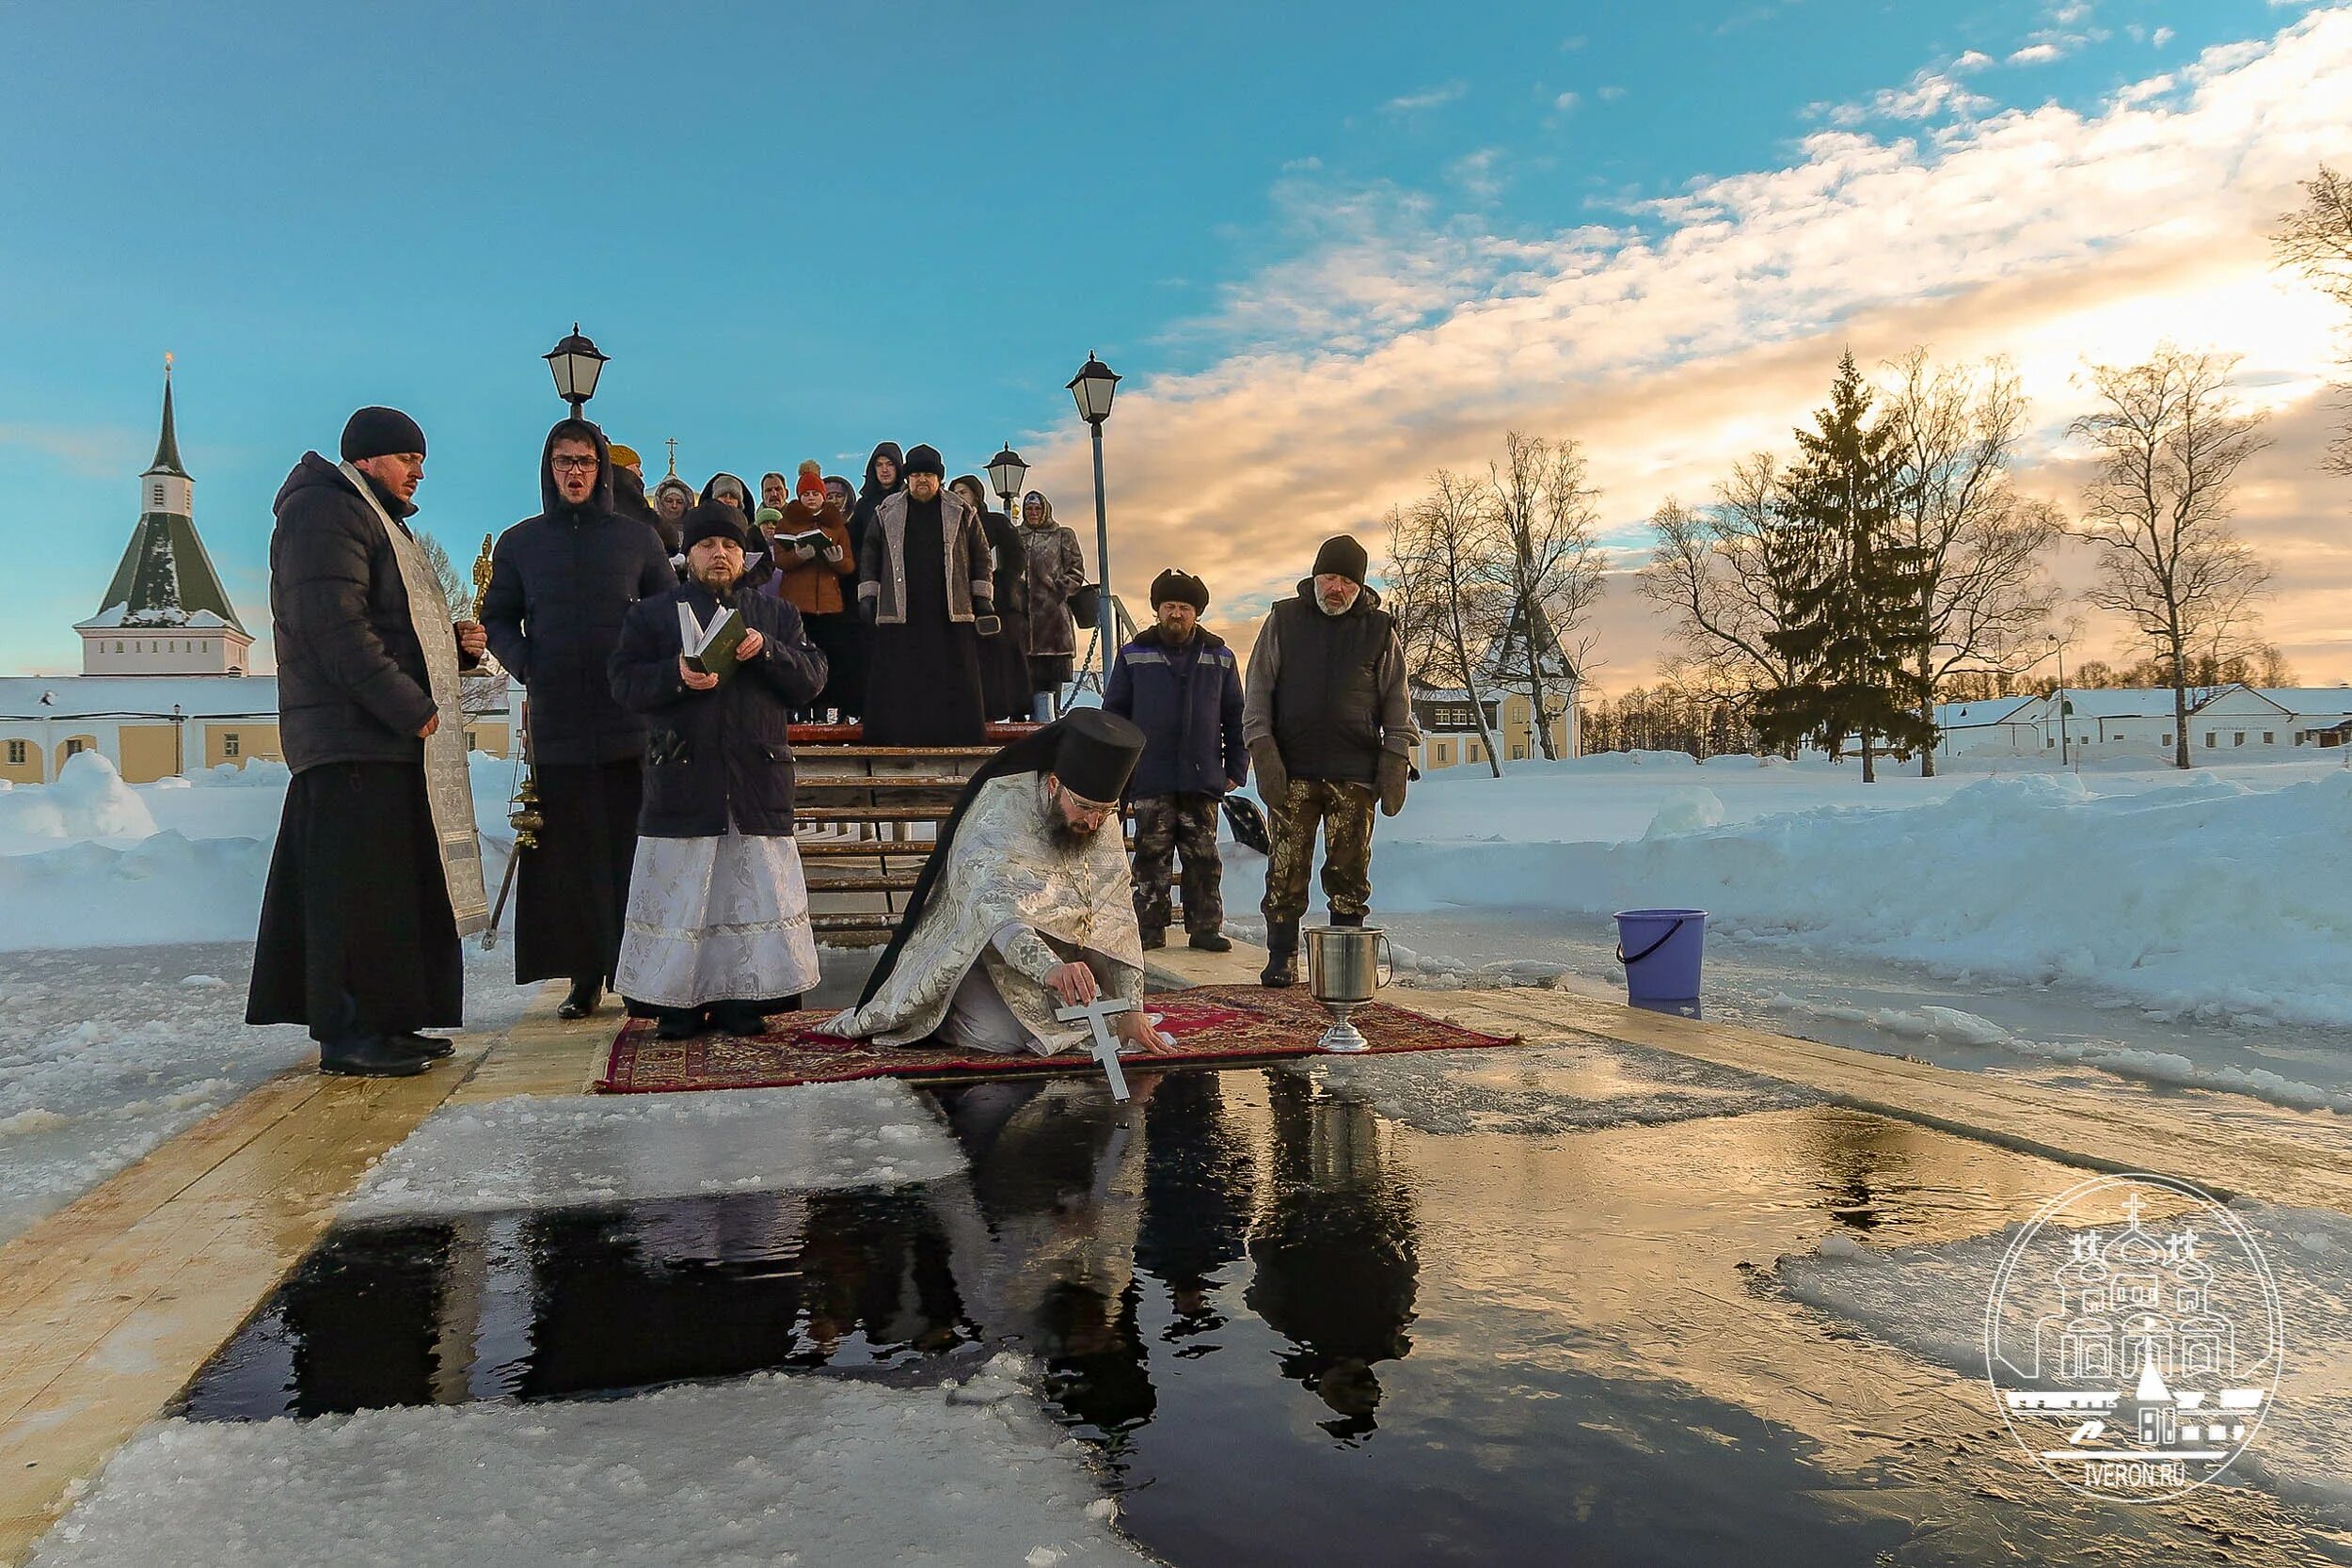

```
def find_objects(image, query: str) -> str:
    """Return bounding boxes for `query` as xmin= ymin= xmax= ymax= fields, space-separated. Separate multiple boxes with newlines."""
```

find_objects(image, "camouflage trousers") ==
xmin=1130 ymin=792 xmax=1225 ymax=936
xmin=1259 ymin=778 xmax=1375 ymax=926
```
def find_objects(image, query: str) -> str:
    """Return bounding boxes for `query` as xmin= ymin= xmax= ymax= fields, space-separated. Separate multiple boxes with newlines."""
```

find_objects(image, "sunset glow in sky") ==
xmin=3 ymin=1 xmax=2345 ymax=690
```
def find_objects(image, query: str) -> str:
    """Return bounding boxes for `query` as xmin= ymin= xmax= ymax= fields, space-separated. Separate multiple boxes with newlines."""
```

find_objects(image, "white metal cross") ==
xmin=1056 ymin=995 xmax=1136 ymax=1102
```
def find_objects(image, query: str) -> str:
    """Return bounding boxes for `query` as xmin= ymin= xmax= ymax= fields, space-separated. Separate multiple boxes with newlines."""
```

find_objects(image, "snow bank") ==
xmin=1362 ymin=768 xmax=2352 ymax=1029
xmin=0 ymin=832 xmax=273 ymax=952
xmin=196 ymin=758 xmax=290 ymax=787
xmin=30 ymin=1362 xmax=1150 ymax=1568
xmin=1772 ymin=1200 xmax=2352 ymax=1528
xmin=0 ymin=752 xmax=157 ymax=846
xmin=344 ymin=1081 xmax=966 ymax=1220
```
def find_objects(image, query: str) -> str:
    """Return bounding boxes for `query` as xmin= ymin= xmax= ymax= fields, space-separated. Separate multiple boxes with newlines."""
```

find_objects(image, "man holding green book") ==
xmin=608 ymin=502 xmax=831 ymax=1037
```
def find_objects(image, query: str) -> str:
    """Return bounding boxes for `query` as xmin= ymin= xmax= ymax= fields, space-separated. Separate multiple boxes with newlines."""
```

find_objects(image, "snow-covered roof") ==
xmin=0 ymin=674 xmax=280 ymax=720
xmin=1934 ymin=696 xmax=2035 ymax=729
xmin=72 ymin=605 xmax=239 ymax=632
xmin=2260 ymin=688 xmax=2352 ymax=718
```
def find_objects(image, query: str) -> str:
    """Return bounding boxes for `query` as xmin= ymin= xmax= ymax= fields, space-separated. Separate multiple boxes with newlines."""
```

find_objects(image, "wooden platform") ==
xmin=6 ymin=942 xmax=2350 ymax=1562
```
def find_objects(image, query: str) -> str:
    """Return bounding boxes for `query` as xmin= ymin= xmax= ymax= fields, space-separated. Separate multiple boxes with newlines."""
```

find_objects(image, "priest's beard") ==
xmin=1047 ymin=814 xmax=1099 ymax=853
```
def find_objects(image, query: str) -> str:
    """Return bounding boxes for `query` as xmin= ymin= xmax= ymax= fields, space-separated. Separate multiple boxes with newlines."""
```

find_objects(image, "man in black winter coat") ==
xmin=608 ymin=503 xmax=829 ymax=1038
xmin=246 ymin=406 xmax=490 ymax=1077
xmin=481 ymin=419 xmax=678 ymax=1018
xmin=1104 ymin=568 xmax=1248 ymax=952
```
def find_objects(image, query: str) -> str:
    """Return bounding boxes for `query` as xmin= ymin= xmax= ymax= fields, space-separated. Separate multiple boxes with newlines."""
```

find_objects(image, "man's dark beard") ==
xmin=691 ymin=565 xmax=739 ymax=604
xmin=1048 ymin=813 xmax=1099 ymax=851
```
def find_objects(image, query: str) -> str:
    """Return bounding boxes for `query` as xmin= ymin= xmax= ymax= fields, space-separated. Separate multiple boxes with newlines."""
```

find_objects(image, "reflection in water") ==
xmin=181 ymin=1069 xmax=2352 ymax=1566
xmin=1245 ymin=1072 xmax=1418 ymax=1440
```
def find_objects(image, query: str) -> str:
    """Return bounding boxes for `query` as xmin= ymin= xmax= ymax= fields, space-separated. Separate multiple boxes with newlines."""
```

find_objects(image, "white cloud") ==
xmin=2009 ymin=41 xmax=2066 ymax=64
xmin=2153 ymin=25 xmax=2175 ymax=46
xmin=1819 ymin=70 xmax=1994 ymax=126
xmin=1451 ymin=149 xmax=1506 ymax=201
xmin=1553 ymin=90 xmax=1581 ymax=112
xmin=1598 ymin=85 xmax=1628 ymax=102
xmin=1382 ymin=81 xmax=1467 ymax=115
xmin=1021 ymin=9 xmax=2352 ymax=689
xmin=1951 ymin=49 xmax=1996 ymax=71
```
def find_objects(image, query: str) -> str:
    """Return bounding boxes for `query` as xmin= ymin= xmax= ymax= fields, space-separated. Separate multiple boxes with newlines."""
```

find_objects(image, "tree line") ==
xmin=1379 ymin=164 xmax=2348 ymax=780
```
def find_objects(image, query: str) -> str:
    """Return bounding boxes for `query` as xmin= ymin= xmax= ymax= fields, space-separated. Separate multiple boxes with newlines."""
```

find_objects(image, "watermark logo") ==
xmin=1985 ymin=1174 xmax=2282 ymax=1501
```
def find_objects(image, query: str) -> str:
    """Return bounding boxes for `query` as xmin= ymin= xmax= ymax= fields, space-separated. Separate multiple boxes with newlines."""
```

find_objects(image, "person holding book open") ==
xmin=608 ymin=500 xmax=830 ymax=1038
xmin=760 ymin=460 xmax=859 ymax=721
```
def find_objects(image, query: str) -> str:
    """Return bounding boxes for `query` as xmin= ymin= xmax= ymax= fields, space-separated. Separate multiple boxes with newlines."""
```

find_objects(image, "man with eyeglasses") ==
xmin=480 ymin=419 xmax=678 ymax=1020
xmin=827 ymin=709 xmax=1180 ymax=1061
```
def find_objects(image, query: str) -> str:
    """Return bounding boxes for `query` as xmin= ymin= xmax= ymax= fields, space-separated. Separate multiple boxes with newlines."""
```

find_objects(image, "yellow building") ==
xmin=1409 ymin=687 xmax=1577 ymax=772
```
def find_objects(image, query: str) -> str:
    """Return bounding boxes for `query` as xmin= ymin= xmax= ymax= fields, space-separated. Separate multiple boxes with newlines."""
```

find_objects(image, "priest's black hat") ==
xmin=681 ymin=500 xmax=748 ymax=551
xmin=1052 ymin=708 xmax=1147 ymax=802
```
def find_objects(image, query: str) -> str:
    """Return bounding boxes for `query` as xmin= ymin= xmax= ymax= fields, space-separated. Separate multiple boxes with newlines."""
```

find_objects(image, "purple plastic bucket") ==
xmin=1613 ymin=909 xmax=1708 ymax=1003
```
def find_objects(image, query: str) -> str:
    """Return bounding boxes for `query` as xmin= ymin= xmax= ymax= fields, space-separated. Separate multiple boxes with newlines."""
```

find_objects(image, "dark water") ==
xmin=182 ymin=1065 xmax=2349 ymax=1566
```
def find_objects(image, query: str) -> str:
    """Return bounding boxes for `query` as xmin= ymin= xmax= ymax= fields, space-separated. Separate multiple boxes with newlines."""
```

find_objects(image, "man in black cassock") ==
xmin=855 ymin=443 xmax=996 ymax=747
xmin=247 ymin=407 xmax=491 ymax=1077
xmin=481 ymin=420 xmax=678 ymax=1018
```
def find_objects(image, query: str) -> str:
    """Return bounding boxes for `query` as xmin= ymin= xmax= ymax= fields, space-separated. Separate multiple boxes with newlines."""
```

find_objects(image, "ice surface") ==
xmin=1284 ymin=1037 xmax=1825 ymax=1136
xmin=343 ymin=1080 xmax=967 ymax=1220
xmin=29 ymin=1360 xmax=1152 ymax=1568
xmin=1772 ymin=1199 xmax=2352 ymax=1528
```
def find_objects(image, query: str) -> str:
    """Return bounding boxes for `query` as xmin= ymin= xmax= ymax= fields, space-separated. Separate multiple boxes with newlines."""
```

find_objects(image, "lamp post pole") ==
xmin=1066 ymin=354 xmax=1122 ymax=695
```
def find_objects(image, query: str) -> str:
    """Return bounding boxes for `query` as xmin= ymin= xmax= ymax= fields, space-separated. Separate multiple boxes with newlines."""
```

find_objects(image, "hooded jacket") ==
xmin=1242 ymin=578 xmax=1418 ymax=785
xmin=267 ymin=452 xmax=476 ymax=773
xmin=1017 ymin=493 xmax=1088 ymax=657
xmin=480 ymin=422 xmax=679 ymax=765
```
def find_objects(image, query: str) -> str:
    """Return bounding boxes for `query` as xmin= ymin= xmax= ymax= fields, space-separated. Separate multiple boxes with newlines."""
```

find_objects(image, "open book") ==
xmin=771 ymin=527 xmax=832 ymax=555
xmin=678 ymin=601 xmax=749 ymax=680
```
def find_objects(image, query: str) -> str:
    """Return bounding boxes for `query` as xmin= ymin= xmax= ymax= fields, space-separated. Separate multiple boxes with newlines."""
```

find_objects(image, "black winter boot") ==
xmin=1331 ymin=911 xmax=1366 ymax=928
xmin=558 ymin=978 xmax=605 ymax=1020
xmin=655 ymin=1007 xmax=708 ymax=1040
xmin=319 ymin=1035 xmax=434 ymax=1078
xmin=1188 ymin=930 xmax=1233 ymax=953
xmin=1261 ymin=919 xmax=1299 ymax=988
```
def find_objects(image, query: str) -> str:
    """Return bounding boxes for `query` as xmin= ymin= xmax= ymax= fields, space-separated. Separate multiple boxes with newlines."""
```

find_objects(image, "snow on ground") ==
xmin=0 ymin=752 xmax=521 ymax=952
xmin=344 ymin=1082 xmax=967 ymax=1221
xmin=1229 ymin=752 xmax=2352 ymax=1031
xmin=29 ymin=1361 xmax=1149 ymax=1568
xmin=1772 ymin=1198 xmax=2352 ymax=1529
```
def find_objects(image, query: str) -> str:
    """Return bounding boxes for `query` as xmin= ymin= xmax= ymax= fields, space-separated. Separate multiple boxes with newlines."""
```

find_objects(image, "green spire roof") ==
xmin=146 ymin=368 xmax=187 ymax=478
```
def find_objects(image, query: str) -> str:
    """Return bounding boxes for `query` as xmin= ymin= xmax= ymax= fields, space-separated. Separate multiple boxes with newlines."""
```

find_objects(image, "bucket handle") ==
xmin=1614 ymin=917 xmax=1686 ymax=968
xmin=1375 ymin=931 xmax=1394 ymax=989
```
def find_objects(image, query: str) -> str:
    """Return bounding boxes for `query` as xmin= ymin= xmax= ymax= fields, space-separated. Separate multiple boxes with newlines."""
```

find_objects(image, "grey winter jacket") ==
xmin=1017 ymin=498 xmax=1087 ymax=657
xmin=856 ymin=490 xmax=994 ymax=626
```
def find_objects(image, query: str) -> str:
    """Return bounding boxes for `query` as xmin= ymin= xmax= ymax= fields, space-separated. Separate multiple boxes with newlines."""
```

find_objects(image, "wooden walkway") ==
xmin=2 ymin=942 xmax=2347 ymax=1561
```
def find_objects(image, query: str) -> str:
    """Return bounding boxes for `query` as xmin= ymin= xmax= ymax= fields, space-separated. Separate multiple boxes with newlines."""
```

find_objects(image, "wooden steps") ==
xmin=796 ymin=774 xmax=972 ymax=792
xmin=797 ymin=804 xmax=953 ymax=824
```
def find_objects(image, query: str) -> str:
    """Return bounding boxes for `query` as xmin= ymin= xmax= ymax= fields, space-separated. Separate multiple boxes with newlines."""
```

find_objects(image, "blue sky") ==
xmin=3 ymin=0 xmax=2344 ymax=681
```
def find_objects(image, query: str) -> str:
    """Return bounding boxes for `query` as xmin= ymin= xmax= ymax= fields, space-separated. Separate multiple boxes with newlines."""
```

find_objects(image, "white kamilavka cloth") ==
xmin=614 ymin=829 xmax=820 ymax=1008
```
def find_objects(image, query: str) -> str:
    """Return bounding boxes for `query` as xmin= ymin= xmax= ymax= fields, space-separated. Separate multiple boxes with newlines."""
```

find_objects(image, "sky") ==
xmin=3 ymin=0 xmax=2347 ymax=692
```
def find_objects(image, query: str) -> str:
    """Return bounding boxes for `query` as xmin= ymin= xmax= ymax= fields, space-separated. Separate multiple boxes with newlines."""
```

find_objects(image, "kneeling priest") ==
xmin=827 ymin=710 xmax=1178 ymax=1059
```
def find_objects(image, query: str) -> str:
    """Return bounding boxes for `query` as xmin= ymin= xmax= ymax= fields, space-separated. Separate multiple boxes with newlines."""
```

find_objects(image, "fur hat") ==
xmin=901 ymin=443 xmax=946 ymax=477
xmin=1149 ymin=569 xmax=1209 ymax=612
xmin=795 ymin=459 xmax=826 ymax=499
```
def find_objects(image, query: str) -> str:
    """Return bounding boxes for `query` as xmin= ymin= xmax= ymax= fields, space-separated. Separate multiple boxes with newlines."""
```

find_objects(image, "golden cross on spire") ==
xmin=665 ymin=436 xmax=678 ymax=478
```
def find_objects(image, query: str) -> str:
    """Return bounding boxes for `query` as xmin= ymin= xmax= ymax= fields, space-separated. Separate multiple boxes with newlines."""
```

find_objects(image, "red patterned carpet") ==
xmin=595 ymin=983 xmax=1519 ymax=1094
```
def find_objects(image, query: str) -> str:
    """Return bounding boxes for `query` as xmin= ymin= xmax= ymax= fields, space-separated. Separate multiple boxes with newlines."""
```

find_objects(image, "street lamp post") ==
xmin=986 ymin=442 xmax=1029 ymax=523
xmin=2049 ymin=632 xmax=2070 ymax=768
xmin=1067 ymin=354 xmax=1121 ymax=692
xmin=543 ymin=325 xmax=609 ymax=417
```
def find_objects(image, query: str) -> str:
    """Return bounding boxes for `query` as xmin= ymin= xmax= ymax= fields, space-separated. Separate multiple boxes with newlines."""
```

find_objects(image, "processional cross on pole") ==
xmin=1055 ymin=995 xmax=1137 ymax=1102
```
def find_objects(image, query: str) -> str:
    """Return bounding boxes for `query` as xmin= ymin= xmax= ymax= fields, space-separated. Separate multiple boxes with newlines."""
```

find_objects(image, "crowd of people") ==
xmin=246 ymin=406 xmax=1421 ymax=1079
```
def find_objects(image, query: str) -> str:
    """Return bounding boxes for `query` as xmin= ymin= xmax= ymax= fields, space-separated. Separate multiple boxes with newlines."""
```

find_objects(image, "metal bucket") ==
xmin=1305 ymin=925 xmax=1393 ymax=1051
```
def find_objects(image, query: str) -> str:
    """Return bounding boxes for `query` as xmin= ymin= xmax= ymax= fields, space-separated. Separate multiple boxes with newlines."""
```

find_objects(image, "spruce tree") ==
xmin=1753 ymin=352 xmax=1935 ymax=781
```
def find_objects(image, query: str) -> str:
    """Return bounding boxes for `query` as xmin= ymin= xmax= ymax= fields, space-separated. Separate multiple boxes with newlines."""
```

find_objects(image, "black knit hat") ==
xmin=681 ymin=500 xmax=749 ymax=552
xmin=1149 ymin=569 xmax=1209 ymax=613
xmin=901 ymin=443 xmax=946 ymax=477
xmin=1311 ymin=533 xmax=1369 ymax=585
xmin=340 ymin=406 xmax=427 ymax=462
xmin=1052 ymin=708 xmax=1147 ymax=803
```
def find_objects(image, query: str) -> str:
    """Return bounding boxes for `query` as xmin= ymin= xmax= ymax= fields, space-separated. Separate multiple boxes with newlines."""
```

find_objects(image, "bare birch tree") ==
xmin=1388 ymin=476 xmax=1509 ymax=777
xmin=2070 ymin=345 xmax=2273 ymax=770
xmin=2272 ymin=163 xmax=2352 ymax=476
xmin=1637 ymin=454 xmax=1816 ymax=735
xmin=1882 ymin=349 xmax=2062 ymax=776
xmin=1489 ymin=432 xmax=1609 ymax=758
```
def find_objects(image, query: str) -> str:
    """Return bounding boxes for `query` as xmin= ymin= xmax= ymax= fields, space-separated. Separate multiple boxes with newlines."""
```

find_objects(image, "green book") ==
xmin=680 ymin=603 xmax=749 ymax=681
